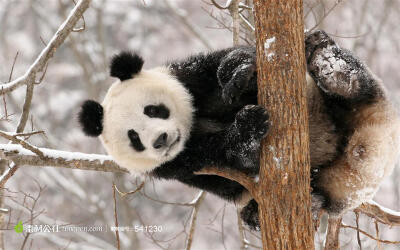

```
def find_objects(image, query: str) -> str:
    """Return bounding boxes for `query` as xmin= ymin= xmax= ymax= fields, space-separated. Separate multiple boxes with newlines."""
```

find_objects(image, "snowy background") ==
xmin=1 ymin=0 xmax=400 ymax=249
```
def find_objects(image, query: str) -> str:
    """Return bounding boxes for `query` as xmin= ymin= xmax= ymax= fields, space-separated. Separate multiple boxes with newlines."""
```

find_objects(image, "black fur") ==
xmin=217 ymin=46 xmax=257 ymax=104
xmin=240 ymin=199 xmax=259 ymax=230
xmin=128 ymin=129 xmax=146 ymax=152
xmin=169 ymin=47 xmax=257 ymax=123
xmin=144 ymin=104 xmax=170 ymax=119
xmin=78 ymin=100 xmax=103 ymax=136
xmin=110 ymin=52 xmax=144 ymax=81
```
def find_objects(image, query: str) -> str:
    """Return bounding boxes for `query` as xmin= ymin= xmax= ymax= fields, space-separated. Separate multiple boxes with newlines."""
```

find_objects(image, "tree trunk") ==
xmin=253 ymin=1 xmax=314 ymax=249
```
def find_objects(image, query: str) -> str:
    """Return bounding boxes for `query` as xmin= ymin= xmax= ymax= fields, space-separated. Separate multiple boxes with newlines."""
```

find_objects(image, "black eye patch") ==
xmin=144 ymin=104 xmax=170 ymax=119
xmin=128 ymin=129 xmax=145 ymax=152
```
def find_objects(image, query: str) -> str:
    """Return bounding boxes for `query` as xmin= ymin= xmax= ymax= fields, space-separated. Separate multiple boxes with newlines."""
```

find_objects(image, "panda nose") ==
xmin=153 ymin=133 xmax=168 ymax=149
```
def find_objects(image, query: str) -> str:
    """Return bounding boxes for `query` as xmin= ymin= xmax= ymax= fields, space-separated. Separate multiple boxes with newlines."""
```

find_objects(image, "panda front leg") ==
xmin=217 ymin=46 xmax=258 ymax=104
xmin=224 ymin=105 xmax=270 ymax=175
xmin=305 ymin=30 xmax=383 ymax=102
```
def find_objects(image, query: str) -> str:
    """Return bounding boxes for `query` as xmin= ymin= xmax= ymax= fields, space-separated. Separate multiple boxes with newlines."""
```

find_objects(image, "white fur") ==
xmin=100 ymin=67 xmax=193 ymax=173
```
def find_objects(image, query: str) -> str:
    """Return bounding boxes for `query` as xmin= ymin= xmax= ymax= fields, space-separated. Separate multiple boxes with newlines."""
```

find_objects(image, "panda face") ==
xmin=99 ymin=67 xmax=193 ymax=173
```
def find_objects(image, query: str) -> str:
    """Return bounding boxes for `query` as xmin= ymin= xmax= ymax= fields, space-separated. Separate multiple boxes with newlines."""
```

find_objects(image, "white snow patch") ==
xmin=273 ymin=156 xmax=282 ymax=168
xmin=266 ymin=52 xmax=275 ymax=62
xmin=0 ymin=144 xmax=113 ymax=163
xmin=355 ymin=187 xmax=376 ymax=202
xmin=370 ymin=200 xmax=400 ymax=216
xmin=264 ymin=36 xmax=276 ymax=62
xmin=254 ymin=175 xmax=259 ymax=183
xmin=314 ymin=45 xmax=349 ymax=92
xmin=264 ymin=36 xmax=275 ymax=50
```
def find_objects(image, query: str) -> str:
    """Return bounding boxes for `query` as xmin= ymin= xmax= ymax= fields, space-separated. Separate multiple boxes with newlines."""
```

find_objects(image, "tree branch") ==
xmin=0 ymin=0 xmax=92 ymax=95
xmin=185 ymin=191 xmax=206 ymax=250
xmin=195 ymin=166 xmax=257 ymax=200
xmin=342 ymin=223 xmax=400 ymax=244
xmin=324 ymin=217 xmax=342 ymax=250
xmin=112 ymin=183 xmax=121 ymax=250
xmin=355 ymin=201 xmax=400 ymax=226
xmin=0 ymin=144 xmax=128 ymax=176
xmin=0 ymin=130 xmax=45 ymax=158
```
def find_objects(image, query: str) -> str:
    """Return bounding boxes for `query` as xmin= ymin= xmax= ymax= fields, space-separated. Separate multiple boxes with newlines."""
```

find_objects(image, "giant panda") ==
xmin=78 ymin=30 xmax=400 ymax=230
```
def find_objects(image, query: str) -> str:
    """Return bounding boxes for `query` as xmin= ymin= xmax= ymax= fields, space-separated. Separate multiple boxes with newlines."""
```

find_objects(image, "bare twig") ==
xmin=341 ymin=223 xmax=400 ymax=244
xmin=228 ymin=0 xmax=240 ymax=45
xmin=0 ymin=131 xmax=45 ymax=158
xmin=356 ymin=201 xmax=400 ymax=226
xmin=71 ymin=0 xmax=86 ymax=32
xmin=114 ymin=181 xmax=145 ymax=198
xmin=375 ymin=220 xmax=382 ymax=250
xmin=15 ymin=83 xmax=34 ymax=134
xmin=236 ymin=208 xmax=246 ymax=250
xmin=0 ymin=163 xmax=19 ymax=188
xmin=203 ymin=7 xmax=252 ymax=45
xmin=220 ymin=203 xmax=227 ymax=250
xmin=7 ymin=52 xmax=19 ymax=83
xmin=0 ymin=0 xmax=92 ymax=95
xmin=1 ymin=51 xmax=19 ymax=122
xmin=210 ymin=0 xmax=233 ymax=9
xmin=112 ymin=183 xmax=121 ymax=250
xmin=185 ymin=191 xmax=206 ymax=250
xmin=210 ymin=0 xmax=240 ymax=45
xmin=140 ymin=188 xmax=203 ymax=207
xmin=324 ymin=217 xmax=342 ymax=250
xmin=239 ymin=12 xmax=254 ymax=32
xmin=355 ymin=211 xmax=362 ymax=249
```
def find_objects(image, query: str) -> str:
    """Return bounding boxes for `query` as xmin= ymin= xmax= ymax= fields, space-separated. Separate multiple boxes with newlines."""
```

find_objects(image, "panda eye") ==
xmin=128 ymin=129 xmax=145 ymax=152
xmin=144 ymin=104 xmax=170 ymax=119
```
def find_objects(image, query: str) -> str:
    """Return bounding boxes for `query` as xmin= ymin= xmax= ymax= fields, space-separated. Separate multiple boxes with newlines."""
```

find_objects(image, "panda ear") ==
xmin=78 ymin=100 xmax=103 ymax=137
xmin=110 ymin=51 xmax=144 ymax=81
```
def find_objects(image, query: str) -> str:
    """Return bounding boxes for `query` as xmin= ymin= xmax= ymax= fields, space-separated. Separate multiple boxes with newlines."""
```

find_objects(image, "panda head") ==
xmin=78 ymin=52 xmax=193 ymax=173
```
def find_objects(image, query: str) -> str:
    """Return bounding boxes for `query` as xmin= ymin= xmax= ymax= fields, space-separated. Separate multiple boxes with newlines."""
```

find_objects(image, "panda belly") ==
xmin=306 ymin=73 xmax=400 ymax=215
xmin=314 ymin=100 xmax=400 ymax=215
xmin=307 ymin=75 xmax=340 ymax=169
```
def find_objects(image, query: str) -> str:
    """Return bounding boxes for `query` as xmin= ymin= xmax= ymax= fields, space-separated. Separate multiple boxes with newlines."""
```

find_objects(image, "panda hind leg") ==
xmin=305 ymin=30 xmax=383 ymax=102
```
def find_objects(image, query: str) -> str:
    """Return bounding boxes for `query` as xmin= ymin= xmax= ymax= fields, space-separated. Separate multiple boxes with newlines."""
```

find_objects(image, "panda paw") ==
xmin=217 ymin=47 xmax=257 ymax=104
xmin=240 ymin=199 xmax=260 ymax=231
xmin=224 ymin=105 xmax=269 ymax=172
xmin=305 ymin=30 xmax=336 ymax=62
xmin=234 ymin=105 xmax=270 ymax=141
xmin=305 ymin=30 xmax=371 ymax=99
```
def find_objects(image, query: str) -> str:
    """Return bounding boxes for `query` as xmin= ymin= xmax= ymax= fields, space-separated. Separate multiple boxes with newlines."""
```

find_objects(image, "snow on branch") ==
xmin=0 ymin=0 xmax=91 ymax=95
xmin=356 ymin=201 xmax=400 ymax=226
xmin=0 ymin=144 xmax=128 ymax=174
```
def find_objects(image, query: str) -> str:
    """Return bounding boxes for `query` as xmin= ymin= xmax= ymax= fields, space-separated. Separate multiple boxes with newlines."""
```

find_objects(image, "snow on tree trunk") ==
xmin=253 ymin=1 xmax=314 ymax=249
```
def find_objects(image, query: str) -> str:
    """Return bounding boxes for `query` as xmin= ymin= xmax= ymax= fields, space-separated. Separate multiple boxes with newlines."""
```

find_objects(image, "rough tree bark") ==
xmin=253 ymin=1 xmax=314 ymax=248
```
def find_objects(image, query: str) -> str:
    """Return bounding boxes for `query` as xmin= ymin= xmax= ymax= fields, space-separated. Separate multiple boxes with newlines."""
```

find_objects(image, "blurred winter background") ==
xmin=0 ymin=0 xmax=399 ymax=249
